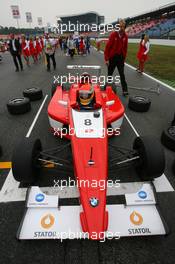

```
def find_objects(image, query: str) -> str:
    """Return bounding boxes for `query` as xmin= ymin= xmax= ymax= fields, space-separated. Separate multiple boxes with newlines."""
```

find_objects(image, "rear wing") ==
xmin=67 ymin=65 xmax=101 ymax=70
xmin=67 ymin=65 xmax=101 ymax=76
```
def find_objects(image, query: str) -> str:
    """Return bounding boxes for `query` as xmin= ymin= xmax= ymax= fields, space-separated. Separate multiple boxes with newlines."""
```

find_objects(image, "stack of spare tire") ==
xmin=128 ymin=96 xmax=151 ymax=112
xmin=7 ymin=87 xmax=43 ymax=115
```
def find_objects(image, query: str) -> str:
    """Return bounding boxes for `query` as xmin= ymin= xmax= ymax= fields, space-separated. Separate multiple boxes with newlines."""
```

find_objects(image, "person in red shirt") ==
xmin=104 ymin=19 xmax=128 ymax=96
xmin=21 ymin=35 xmax=30 ymax=66
xmin=137 ymin=34 xmax=150 ymax=74
xmin=35 ymin=36 xmax=42 ymax=59
xmin=39 ymin=36 xmax=44 ymax=50
xmin=79 ymin=36 xmax=85 ymax=54
xmin=29 ymin=36 xmax=38 ymax=63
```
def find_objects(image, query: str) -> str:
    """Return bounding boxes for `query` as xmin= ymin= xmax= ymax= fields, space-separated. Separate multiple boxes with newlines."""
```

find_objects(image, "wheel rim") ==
xmin=135 ymin=96 xmax=146 ymax=102
xmin=11 ymin=98 xmax=25 ymax=104
xmin=26 ymin=87 xmax=38 ymax=92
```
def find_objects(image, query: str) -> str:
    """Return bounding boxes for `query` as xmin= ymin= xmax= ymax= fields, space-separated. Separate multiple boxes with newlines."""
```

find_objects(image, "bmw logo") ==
xmin=89 ymin=197 xmax=99 ymax=207
xmin=35 ymin=193 xmax=45 ymax=202
xmin=138 ymin=191 xmax=147 ymax=199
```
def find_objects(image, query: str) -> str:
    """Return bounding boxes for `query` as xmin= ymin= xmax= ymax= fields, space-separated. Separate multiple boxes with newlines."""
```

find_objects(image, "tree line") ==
xmin=0 ymin=26 xmax=44 ymax=35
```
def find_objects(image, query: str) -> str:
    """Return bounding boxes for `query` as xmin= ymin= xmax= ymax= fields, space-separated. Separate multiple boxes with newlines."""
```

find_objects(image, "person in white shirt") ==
xmin=44 ymin=34 xmax=56 ymax=71
xmin=67 ymin=35 xmax=76 ymax=58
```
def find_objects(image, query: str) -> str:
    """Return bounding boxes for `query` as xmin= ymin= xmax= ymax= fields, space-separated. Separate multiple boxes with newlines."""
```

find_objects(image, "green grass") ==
xmin=92 ymin=40 xmax=175 ymax=89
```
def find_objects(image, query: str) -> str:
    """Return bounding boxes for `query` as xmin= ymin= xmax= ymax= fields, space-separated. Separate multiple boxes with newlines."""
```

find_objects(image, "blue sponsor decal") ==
xmin=138 ymin=191 xmax=147 ymax=199
xmin=35 ymin=193 xmax=45 ymax=202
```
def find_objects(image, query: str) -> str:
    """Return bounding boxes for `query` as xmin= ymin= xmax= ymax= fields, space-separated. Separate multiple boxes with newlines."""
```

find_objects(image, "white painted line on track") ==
xmin=26 ymin=95 xmax=48 ymax=138
xmin=0 ymin=95 xmax=48 ymax=203
xmin=125 ymin=63 xmax=175 ymax=92
xmin=154 ymin=174 xmax=174 ymax=193
xmin=124 ymin=113 xmax=139 ymax=137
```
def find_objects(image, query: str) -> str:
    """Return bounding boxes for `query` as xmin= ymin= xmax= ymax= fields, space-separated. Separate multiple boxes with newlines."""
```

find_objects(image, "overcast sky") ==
xmin=0 ymin=0 xmax=173 ymax=28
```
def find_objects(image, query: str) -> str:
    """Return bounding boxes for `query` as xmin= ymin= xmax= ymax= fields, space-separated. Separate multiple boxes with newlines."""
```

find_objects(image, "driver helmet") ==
xmin=79 ymin=84 xmax=94 ymax=106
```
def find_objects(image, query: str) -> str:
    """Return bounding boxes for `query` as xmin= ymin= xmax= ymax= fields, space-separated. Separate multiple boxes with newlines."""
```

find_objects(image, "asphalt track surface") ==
xmin=0 ymin=48 xmax=175 ymax=264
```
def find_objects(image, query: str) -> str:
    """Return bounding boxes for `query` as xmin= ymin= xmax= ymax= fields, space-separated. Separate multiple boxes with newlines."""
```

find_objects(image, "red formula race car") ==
xmin=12 ymin=66 xmax=167 ymax=240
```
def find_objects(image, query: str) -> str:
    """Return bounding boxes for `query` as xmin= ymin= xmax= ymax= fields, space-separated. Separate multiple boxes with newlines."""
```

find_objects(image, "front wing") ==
xmin=17 ymin=183 xmax=168 ymax=240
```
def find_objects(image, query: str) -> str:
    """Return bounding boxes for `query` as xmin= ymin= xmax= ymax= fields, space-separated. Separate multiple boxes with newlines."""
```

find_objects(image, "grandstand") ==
xmin=112 ymin=2 xmax=175 ymax=39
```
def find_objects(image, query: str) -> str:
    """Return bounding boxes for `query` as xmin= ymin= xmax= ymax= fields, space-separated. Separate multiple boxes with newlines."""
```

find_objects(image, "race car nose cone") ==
xmin=89 ymin=197 xmax=99 ymax=207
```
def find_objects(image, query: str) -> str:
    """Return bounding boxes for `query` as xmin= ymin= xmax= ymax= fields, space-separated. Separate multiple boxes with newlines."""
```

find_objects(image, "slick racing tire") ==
xmin=133 ymin=135 xmax=165 ymax=181
xmin=12 ymin=138 xmax=42 ymax=184
xmin=23 ymin=87 xmax=43 ymax=101
xmin=7 ymin=97 xmax=31 ymax=115
xmin=161 ymin=126 xmax=175 ymax=151
xmin=128 ymin=96 xmax=151 ymax=112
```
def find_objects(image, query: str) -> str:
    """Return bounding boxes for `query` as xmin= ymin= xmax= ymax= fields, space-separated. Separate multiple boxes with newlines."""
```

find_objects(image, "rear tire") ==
xmin=161 ymin=126 xmax=175 ymax=151
xmin=7 ymin=97 xmax=31 ymax=115
xmin=128 ymin=96 xmax=151 ymax=112
xmin=12 ymin=138 xmax=42 ymax=184
xmin=133 ymin=135 xmax=165 ymax=180
xmin=23 ymin=87 xmax=43 ymax=101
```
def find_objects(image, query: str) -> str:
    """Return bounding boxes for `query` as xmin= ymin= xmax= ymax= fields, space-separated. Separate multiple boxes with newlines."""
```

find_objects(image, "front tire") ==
xmin=161 ymin=126 xmax=175 ymax=151
xmin=12 ymin=138 xmax=42 ymax=184
xmin=133 ymin=135 xmax=165 ymax=180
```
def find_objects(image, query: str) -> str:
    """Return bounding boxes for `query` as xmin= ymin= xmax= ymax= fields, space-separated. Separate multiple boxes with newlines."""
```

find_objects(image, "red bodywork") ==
xmin=48 ymin=83 xmax=124 ymax=239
